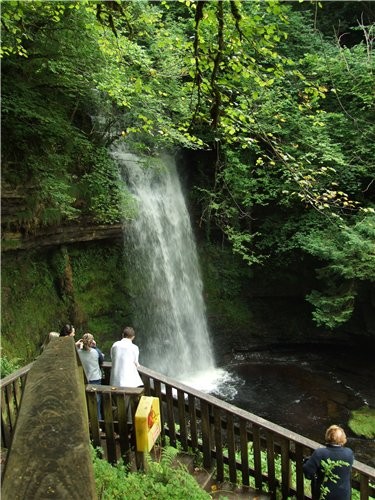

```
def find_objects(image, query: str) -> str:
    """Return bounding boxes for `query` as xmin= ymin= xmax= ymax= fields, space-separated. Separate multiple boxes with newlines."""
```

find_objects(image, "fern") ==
xmin=92 ymin=445 xmax=210 ymax=499
xmin=159 ymin=446 xmax=179 ymax=472
xmin=0 ymin=355 xmax=21 ymax=378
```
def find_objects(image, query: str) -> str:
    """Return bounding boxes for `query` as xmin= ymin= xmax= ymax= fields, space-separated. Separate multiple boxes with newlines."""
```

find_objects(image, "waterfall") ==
xmin=111 ymin=144 xmax=217 ymax=384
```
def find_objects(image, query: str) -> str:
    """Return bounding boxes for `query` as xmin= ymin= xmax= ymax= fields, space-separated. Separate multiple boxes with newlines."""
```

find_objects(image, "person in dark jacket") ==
xmin=303 ymin=425 xmax=354 ymax=500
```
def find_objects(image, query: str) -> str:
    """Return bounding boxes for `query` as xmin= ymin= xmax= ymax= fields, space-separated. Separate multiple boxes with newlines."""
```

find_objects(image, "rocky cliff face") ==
xmin=1 ymin=186 xmax=123 ymax=251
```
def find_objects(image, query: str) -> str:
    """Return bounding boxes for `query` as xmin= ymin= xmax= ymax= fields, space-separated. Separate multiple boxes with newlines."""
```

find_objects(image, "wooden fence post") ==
xmin=1 ymin=338 xmax=97 ymax=499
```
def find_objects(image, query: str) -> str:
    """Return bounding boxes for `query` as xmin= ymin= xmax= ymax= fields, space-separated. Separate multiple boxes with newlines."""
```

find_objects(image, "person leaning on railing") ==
xmin=40 ymin=323 xmax=81 ymax=352
xmin=77 ymin=333 xmax=103 ymax=420
xmin=40 ymin=331 xmax=60 ymax=351
xmin=303 ymin=425 xmax=354 ymax=500
xmin=60 ymin=323 xmax=83 ymax=349
xmin=110 ymin=326 xmax=143 ymax=389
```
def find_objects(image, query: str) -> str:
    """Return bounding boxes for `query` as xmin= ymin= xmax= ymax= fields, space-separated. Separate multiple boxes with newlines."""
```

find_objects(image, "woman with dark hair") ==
xmin=59 ymin=324 xmax=75 ymax=337
xmin=303 ymin=425 xmax=354 ymax=499
xmin=60 ymin=323 xmax=85 ymax=349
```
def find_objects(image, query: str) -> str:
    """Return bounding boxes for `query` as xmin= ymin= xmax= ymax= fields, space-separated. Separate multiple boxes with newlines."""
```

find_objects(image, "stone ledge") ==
xmin=1 ymin=222 xmax=123 ymax=251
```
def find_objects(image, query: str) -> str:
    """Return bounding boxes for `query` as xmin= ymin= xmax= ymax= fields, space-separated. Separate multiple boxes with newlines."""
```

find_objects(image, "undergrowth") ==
xmin=92 ymin=446 xmax=211 ymax=499
xmin=0 ymin=354 xmax=21 ymax=378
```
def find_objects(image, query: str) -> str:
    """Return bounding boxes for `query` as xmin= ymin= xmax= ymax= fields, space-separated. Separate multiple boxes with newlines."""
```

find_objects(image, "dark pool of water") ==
xmin=214 ymin=344 xmax=375 ymax=466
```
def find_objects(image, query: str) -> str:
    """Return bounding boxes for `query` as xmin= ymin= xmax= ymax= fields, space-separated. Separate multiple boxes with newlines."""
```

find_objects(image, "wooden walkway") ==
xmin=175 ymin=452 xmax=272 ymax=499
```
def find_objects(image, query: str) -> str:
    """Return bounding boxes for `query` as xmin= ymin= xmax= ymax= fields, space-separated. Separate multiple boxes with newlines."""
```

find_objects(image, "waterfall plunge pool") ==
xmin=208 ymin=344 xmax=375 ymax=466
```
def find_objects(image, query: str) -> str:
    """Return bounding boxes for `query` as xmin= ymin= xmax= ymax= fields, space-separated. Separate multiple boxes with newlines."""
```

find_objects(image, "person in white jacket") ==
xmin=110 ymin=326 xmax=143 ymax=388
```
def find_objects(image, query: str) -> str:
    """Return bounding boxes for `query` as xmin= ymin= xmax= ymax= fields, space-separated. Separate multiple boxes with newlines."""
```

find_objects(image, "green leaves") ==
xmin=78 ymin=148 xmax=137 ymax=224
xmin=0 ymin=2 xmax=73 ymax=58
xmin=189 ymin=3 xmax=374 ymax=328
xmin=320 ymin=459 xmax=350 ymax=500
xmin=296 ymin=214 xmax=375 ymax=327
xmin=306 ymin=288 xmax=357 ymax=329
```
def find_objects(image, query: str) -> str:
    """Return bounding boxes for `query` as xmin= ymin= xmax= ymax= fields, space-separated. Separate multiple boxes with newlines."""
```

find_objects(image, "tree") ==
xmin=185 ymin=3 xmax=375 ymax=328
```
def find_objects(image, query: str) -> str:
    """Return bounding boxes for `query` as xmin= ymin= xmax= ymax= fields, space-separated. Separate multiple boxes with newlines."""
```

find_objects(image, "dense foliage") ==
xmin=1 ymin=1 xmax=374 ymax=336
xmin=0 ymin=355 xmax=20 ymax=378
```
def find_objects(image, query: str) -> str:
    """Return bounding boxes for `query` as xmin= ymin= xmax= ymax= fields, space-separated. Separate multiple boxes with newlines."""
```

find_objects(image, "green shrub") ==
xmin=93 ymin=446 xmax=210 ymax=499
xmin=0 ymin=355 xmax=21 ymax=378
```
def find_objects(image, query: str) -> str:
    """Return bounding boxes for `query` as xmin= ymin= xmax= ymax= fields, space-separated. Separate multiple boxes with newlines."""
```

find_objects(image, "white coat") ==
xmin=110 ymin=338 xmax=143 ymax=387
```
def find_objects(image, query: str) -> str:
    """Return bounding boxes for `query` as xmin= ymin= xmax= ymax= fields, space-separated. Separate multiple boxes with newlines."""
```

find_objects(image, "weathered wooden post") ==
xmin=2 ymin=338 xmax=97 ymax=499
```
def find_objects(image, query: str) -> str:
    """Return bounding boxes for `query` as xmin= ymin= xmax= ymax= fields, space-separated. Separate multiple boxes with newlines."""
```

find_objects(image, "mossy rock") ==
xmin=348 ymin=406 xmax=375 ymax=439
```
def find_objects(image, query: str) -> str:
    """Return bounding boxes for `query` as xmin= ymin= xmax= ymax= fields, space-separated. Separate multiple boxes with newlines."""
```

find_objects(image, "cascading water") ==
xmin=111 ymin=144 xmax=230 ymax=391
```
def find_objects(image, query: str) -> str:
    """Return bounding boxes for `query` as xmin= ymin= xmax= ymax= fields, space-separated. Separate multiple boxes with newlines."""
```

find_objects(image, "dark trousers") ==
xmin=89 ymin=379 xmax=102 ymax=421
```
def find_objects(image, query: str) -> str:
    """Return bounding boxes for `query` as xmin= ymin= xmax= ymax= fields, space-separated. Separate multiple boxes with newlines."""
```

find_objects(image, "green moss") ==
xmin=1 ymin=239 xmax=22 ymax=251
xmin=349 ymin=406 xmax=375 ymax=439
xmin=1 ymin=251 xmax=68 ymax=362
xmin=1 ymin=241 xmax=131 ymax=365
xmin=69 ymin=243 xmax=130 ymax=354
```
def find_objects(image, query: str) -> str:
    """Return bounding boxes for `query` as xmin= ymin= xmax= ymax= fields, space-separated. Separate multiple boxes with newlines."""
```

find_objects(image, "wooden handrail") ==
xmin=136 ymin=364 xmax=319 ymax=447
xmin=1 ymin=339 xmax=97 ymax=499
xmin=0 ymin=363 xmax=33 ymax=389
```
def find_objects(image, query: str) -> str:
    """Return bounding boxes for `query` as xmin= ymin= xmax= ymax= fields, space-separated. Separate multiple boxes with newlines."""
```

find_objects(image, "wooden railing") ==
xmin=85 ymin=383 xmax=144 ymax=466
xmin=1 ymin=339 xmax=97 ymax=499
xmin=133 ymin=364 xmax=375 ymax=499
xmin=2 ymin=355 xmax=375 ymax=499
xmin=1 ymin=362 xmax=32 ymax=450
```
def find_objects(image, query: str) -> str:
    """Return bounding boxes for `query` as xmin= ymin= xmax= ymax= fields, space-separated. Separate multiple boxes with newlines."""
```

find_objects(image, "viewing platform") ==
xmin=1 ymin=338 xmax=374 ymax=499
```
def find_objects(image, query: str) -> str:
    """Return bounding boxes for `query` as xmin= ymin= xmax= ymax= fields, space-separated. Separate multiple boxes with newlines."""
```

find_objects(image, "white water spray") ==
xmin=111 ymin=145 xmax=228 ymax=390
